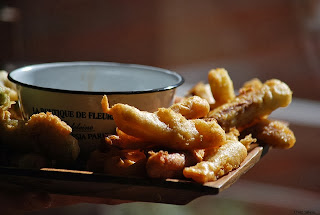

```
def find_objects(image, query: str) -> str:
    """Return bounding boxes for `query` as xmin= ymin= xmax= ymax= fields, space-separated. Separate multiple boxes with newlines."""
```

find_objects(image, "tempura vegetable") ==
xmin=169 ymin=96 xmax=210 ymax=119
xmin=102 ymin=95 xmax=226 ymax=150
xmin=146 ymin=149 xmax=205 ymax=179
xmin=242 ymin=119 xmax=296 ymax=149
xmin=183 ymin=140 xmax=247 ymax=183
xmin=207 ymin=79 xmax=292 ymax=131
xmin=187 ymin=82 xmax=215 ymax=106
xmin=0 ymin=70 xmax=18 ymax=101
xmin=208 ymin=68 xmax=235 ymax=106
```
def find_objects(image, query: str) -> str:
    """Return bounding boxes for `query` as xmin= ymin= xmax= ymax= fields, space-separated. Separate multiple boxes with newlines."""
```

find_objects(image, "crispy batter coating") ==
xmin=147 ymin=151 xmax=186 ymax=178
xmin=102 ymin=95 xmax=226 ymax=150
xmin=26 ymin=112 xmax=79 ymax=162
xmin=224 ymin=128 xmax=256 ymax=150
xmin=88 ymin=144 xmax=147 ymax=176
xmin=96 ymin=75 xmax=295 ymax=182
xmin=146 ymin=150 xmax=205 ymax=179
xmin=108 ymin=128 xmax=153 ymax=150
xmin=243 ymin=119 xmax=296 ymax=149
xmin=187 ymin=82 xmax=215 ymax=106
xmin=27 ymin=112 xmax=72 ymax=137
xmin=0 ymin=109 xmax=79 ymax=165
xmin=0 ymin=71 xmax=18 ymax=101
xmin=183 ymin=140 xmax=247 ymax=183
xmin=0 ymin=86 xmax=12 ymax=112
xmin=240 ymin=78 xmax=263 ymax=94
xmin=103 ymin=149 xmax=147 ymax=177
xmin=208 ymin=68 xmax=235 ymax=106
xmin=240 ymin=134 xmax=257 ymax=151
xmin=226 ymin=127 xmax=240 ymax=141
xmin=170 ymin=96 xmax=210 ymax=119
xmin=207 ymin=79 xmax=292 ymax=131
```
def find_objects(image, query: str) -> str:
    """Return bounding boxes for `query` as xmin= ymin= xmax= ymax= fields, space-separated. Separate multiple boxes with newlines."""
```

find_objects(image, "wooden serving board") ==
xmin=0 ymin=145 xmax=268 ymax=205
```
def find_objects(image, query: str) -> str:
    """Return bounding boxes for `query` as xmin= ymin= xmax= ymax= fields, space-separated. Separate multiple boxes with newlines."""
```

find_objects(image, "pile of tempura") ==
xmin=0 ymin=69 xmax=296 ymax=184
xmin=0 ymin=71 xmax=80 ymax=169
xmin=87 ymin=68 xmax=296 ymax=183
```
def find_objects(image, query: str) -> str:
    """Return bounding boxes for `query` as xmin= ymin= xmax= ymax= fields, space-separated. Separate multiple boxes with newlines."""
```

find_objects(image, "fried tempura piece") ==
xmin=27 ymin=113 xmax=79 ymax=163
xmin=187 ymin=82 xmax=215 ymax=105
xmin=87 ymin=144 xmax=147 ymax=177
xmin=169 ymin=96 xmax=210 ymax=119
xmin=27 ymin=112 xmax=72 ymax=137
xmin=240 ymin=134 xmax=257 ymax=151
xmin=226 ymin=127 xmax=240 ymax=141
xmin=240 ymin=78 xmax=263 ymax=93
xmin=103 ymin=149 xmax=147 ymax=177
xmin=147 ymin=151 xmax=186 ymax=178
xmin=146 ymin=150 xmax=204 ymax=179
xmin=0 ymin=86 xmax=12 ymax=112
xmin=102 ymin=95 xmax=226 ymax=150
xmin=183 ymin=140 xmax=247 ymax=183
xmin=208 ymin=68 xmax=235 ymax=106
xmin=0 ymin=110 xmax=79 ymax=166
xmin=224 ymin=127 xmax=256 ymax=150
xmin=242 ymin=119 xmax=296 ymax=149
xmin=207 ymin=79 xmax=292 ymax=131
xmin=26 ymin=112 xmax=80 ymax=162
xmin=105 ymin=128 xmax=153 ymax=150
xmin=0 ymin=71 xmax=18 ymax=101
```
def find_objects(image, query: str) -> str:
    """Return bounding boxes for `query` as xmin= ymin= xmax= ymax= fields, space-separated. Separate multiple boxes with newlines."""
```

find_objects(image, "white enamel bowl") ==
xmin=9 ymin=62 xmax=184 ymax=154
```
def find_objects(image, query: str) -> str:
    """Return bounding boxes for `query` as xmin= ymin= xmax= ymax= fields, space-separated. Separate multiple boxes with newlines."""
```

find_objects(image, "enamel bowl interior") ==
xmin=8 ymin=62 xmax=184 ymax=94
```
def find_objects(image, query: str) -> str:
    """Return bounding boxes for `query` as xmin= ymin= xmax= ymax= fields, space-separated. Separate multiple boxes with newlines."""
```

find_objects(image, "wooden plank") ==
xmin=0 ymin=146 xmax=268 ymax=205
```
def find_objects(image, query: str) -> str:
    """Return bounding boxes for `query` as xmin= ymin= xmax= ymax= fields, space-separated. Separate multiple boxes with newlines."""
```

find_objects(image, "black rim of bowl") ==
xmin=8 ymin=62 xmax=185 ymax=95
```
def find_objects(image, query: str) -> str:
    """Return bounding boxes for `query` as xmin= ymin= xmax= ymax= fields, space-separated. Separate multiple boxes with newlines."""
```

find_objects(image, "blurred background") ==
xmin=1 ymin=0 xmax=319 ymax=214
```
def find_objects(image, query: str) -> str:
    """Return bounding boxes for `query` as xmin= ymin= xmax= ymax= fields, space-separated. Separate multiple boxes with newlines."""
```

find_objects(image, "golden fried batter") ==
xmin=208 ymin=68 xmax=235 ymax=106
xmin=147 ymin=151 xmax=186 ymax=178
xmin=27 ymin=112 xmax=72 ymax=137
xmin=26 ymin=112 xmax=80 ymax=163
xmin=207 ymin=79 xmax=292 ymax=131
xmin=0 ymin=108 xmax=79 ymax=166
xmin=240 ymin=78 xmax=263 ymax=94
xmin=187 ymin=82 xmax=215 ymax=106
xmin=103 ymin=149 xmax=147 ymax=177
xmin=146 ymin=150 xmax=204 ymax=179
xmin=224 ymin=127 xmax=256 ymax=150
xmin=169 ymin=96 xmax=210 ymax=119
xmin=106 ymin=128 xmax=153 ymax=150
xmin=102 ymin=95 xmax=226 ymax=150
xmin=240 ymin=134 xmax=257 ymax=151
xmin=88 ymin=143 xmax=147 ymax=177
xmin=183 ymin=140 xmax=247 ymax=183
xmin=243 ymin=119 xmax=296 ymax=149
xmin=0 ymin=71 xmax=18 ymax=101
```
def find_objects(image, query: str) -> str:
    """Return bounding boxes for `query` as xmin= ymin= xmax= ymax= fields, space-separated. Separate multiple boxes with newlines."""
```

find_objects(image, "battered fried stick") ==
xmin=207 ymin=79 xmax=292 ymax=131
xmin=208 ymin=68 xmax=235 ymax=107
xmin=101 ymin=95 xmax=226 ymax=150
xmin=242 ymin=118 xmax=296 ymax=149
xmin=145 ymin=128 xmax=250 ymax=179
xmin=183 ymin=139 xmax=247 ymax=183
